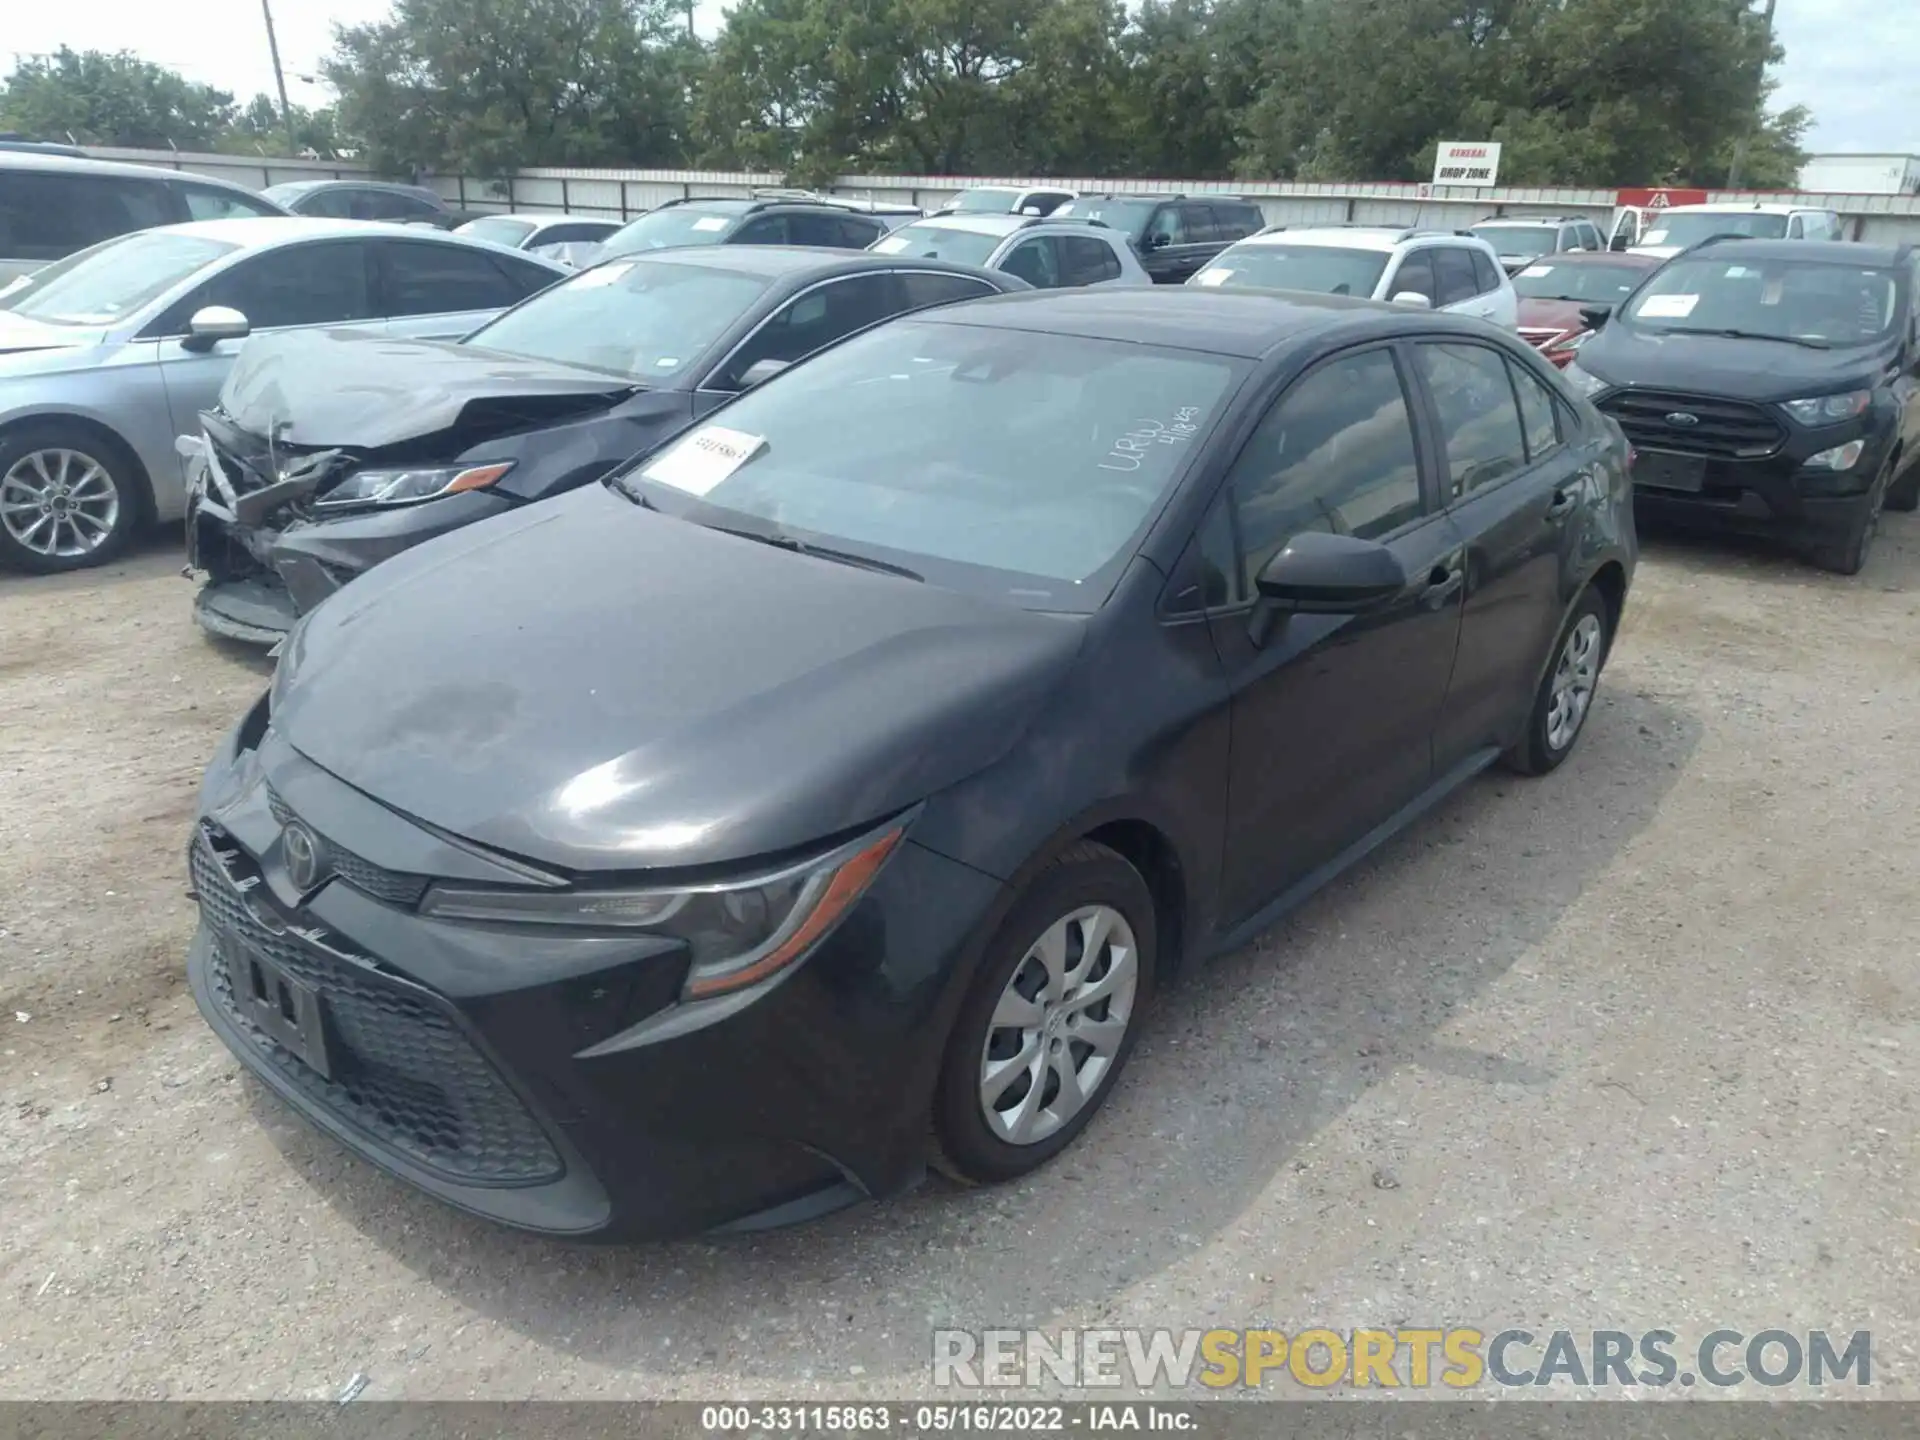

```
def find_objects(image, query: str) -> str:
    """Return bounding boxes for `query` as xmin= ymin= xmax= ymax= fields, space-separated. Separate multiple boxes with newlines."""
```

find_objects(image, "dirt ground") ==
xmin=1 ymin=514 xmax=1916 ymax=1401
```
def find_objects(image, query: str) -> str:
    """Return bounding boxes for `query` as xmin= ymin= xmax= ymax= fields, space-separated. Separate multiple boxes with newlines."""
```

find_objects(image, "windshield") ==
xmin=870 ymin=223 xmax=1002 ymax=267
xmin=1472 ymin=225 xmax=1558 ymax=258
xmin=1623 ymin=257 xmax=1901 ymax=346
xmin=262 ymin=182 xmax=319 ymax=204
xmin=0 ymin=231 xmax=238 ymax=326
xmin=1053 ymin=199 xmax=1157 ymax=237
xmin=465 ymin=259 xmax=771 ymax=378
xmin=1640 ymin=211 xmax=1790 ymax=247
xmin=1514 ymin=261 xmax=1651 ymax=304
xmin=617 ymin=321 xmax=1244 ymax=608
xmin=458 ymin=217 xmax=538 ymax=248
xmin=1193 ymin=245 xmax=1388 ymax=298
xmin=601 ymin=207 xmax=744 ymax=257
xmin=949 ymin=188 xmax=1022 ymax=215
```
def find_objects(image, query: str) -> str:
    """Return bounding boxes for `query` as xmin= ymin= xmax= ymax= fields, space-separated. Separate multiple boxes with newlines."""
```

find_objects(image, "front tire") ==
xmin=1503 ymin=586 xmax=1610 ymax=777
xmin=0 ymin=423 xmax=142 ymax=574
xmin=1805 ymin=457 xmax=1890 ymax=576
xmin=933 ymin=841 xmax=1156 ymax=1184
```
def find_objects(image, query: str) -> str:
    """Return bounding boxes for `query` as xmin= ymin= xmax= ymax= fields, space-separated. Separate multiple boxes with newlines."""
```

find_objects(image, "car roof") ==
xmin=912 ymin=285 xmax=1433 ymax=358
xmin=1531 ymin=249 xmax=1662 ymax=266
xmin=1238 ymin=226 xmax=1419 ymax=252
xmin=907 ymin=214 xmax=1031 ymax=236
xmin=1659 ymin=202 xmax=1820 ymax=215
xmin=145 ymin=216 xmax=485 ymax=247
xmin=1688 ymin=237 xmax=1909 ymax=266
xmin=614 ymin=244 xmax=1009 ymax=284
xmin=0 ymin=149 xmax=265 ymax=193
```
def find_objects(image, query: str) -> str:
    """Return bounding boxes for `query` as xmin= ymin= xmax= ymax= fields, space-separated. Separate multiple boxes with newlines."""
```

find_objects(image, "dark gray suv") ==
xmin=1052 ymin=194 xmax=1268 ymax=283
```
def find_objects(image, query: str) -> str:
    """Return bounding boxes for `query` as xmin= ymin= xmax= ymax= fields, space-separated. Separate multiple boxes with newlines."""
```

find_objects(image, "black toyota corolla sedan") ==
xmin=187 ymin=288 xmax=1635 ymax=1238
xmin=186 ymin=246 xmax=1023 ymax=642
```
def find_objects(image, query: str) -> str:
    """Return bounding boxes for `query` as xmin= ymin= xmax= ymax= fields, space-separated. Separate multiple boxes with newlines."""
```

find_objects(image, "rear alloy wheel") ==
xmin=1503 ymin=586 xmax=1611 ymax=777
xmin=1806 ymin=455 xmax=1892 ymax=576
xmin=0 ymin=426 xmax=140 ymax=574
xmin=933 ymin=841 xmax=1155 ymax=1183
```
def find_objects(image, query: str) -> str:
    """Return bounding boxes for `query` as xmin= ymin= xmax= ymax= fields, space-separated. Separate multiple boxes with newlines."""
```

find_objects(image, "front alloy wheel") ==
xmin=0 ymin=428 xmax=139 ymax=573
xmin=978 ymin=904 xmax=1139 ymax=1146
xmin=934 ymin=841 xmax=1156 ymax=1183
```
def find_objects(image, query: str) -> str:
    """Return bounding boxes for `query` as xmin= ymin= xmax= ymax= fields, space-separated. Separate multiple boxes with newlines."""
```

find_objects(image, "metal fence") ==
xmin=81 ymin=147 xmax=1920 ymax=246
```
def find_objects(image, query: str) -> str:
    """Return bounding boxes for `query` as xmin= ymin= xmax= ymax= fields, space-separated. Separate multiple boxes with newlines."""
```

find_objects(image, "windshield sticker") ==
xmin=1638 ymin=293 xmax=1699 ymax=318
xmin=691 ymin=216 xmax=730 ymax=233
xmin=1520 ymin=264 xmax=1554 ymax=279
xmin=1101 ymin=407 xmax=1204 ymax=472
xmin=641 ymin=426 xmax=767 ymax=496
xmin=655 ymin=356 xmax=681 ymax=369
xmin=1194 ymin=269 xmax=1233 ymax=287
xmin=569 ymin=261 xmax=635 ymax=290
xmin=1642 ymin=229 xmax=1670 ymax=245
xmin=872 ymin=235 xmax=911 ymax=254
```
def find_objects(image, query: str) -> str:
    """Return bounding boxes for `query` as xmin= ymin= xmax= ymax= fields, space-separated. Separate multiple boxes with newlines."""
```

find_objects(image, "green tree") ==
xmin=219 ymin=95 xmax=345 ymax=159
xmin=324 ymin=0 xmax=700 ymax=177
xmin=0 ymin=47 xmax=236 ymax=150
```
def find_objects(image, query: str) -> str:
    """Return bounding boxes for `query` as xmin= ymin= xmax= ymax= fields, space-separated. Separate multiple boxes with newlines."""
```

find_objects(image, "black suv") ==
xmin=1565 ymin=237 xmax=1920 ymax=574
xmin=599 ymin=196 xmax=890 ymax=259
xmin=1052 ymin=193 xmax=1268 ymax=283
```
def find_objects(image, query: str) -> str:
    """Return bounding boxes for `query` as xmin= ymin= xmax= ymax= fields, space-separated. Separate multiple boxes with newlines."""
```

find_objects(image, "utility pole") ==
xmin=1726 ymin=0 xmax=1778 ymax=191
xmin=260 ymin=0 xmax=298 ymax=155
xmin=686 ymin=0 xmax=696 ymax=40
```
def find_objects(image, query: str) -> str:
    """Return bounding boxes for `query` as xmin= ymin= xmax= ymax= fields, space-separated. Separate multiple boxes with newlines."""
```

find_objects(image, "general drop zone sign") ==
xmin=1433 ymin=142 xmax=1502 ymax=187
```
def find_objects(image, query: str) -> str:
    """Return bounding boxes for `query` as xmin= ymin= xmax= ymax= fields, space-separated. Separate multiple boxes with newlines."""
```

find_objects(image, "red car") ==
xmin=1512 ymin=251 xmax=1662 ymax=366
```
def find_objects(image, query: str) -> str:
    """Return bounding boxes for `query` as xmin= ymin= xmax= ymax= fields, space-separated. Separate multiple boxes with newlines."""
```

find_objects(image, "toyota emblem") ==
xmin=1665 ymin=412 xmax=1701 ymax=427
xmin=282 ymin=821 xmax=326 ymax=892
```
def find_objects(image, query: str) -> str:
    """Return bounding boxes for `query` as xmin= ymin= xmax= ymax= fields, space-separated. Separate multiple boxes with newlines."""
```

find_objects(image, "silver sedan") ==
xmin=0 ymin=217 xmax=567 ymax=573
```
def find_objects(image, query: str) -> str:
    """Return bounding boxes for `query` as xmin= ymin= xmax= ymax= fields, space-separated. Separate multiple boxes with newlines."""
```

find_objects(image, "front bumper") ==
xmin=1629 ymin=447 xmax=1886 ymax=540
xmin=187 ymin=703 xmax=1005 ymax=1238
xmin=186 ymin=438 xmax=514 ymax=644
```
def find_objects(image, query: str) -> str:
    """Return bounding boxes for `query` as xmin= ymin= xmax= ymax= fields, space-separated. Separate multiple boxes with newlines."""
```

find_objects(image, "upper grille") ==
xmin=1597 ymin=390 xmax=1786 ymax=460
xmin=193 ymin=826 xmax=562 ymax=1186
xmin=267 ymin=790 xmax=429 ymax=908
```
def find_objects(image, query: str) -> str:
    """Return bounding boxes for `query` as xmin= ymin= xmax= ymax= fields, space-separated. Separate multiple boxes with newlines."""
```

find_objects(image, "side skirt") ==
xmin=1205 ymin=745 xmax=1502 ymax=961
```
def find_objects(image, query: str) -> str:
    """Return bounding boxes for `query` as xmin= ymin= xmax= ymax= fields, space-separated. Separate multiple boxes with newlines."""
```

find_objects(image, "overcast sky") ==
xmin=6 ymin=0 xmax=1916 ymax=158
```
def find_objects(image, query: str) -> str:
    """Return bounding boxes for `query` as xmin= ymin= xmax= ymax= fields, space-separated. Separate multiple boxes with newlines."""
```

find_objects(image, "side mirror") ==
xmin=1254 ymin=531 xmax=1408 ymax=617
xmin=1144 ymin=233 xmax=1170 ymax=250
xmin=1390 ymin=291 xmax=1433 ymax=309
xmin=1579 ymin=303 xmax=1614 ymax=331
xmin=738 ymin=357 xmax=791 ymax=388
xmin=1608 ymin=234 xmax=1630 ymax=252
xmin=180 ymin=305 xmax=250 ymax=352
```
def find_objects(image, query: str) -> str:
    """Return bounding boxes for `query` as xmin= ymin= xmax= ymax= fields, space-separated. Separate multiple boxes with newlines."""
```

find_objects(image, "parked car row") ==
xmin=180 ymin=279 xmax=1641 ymax=1239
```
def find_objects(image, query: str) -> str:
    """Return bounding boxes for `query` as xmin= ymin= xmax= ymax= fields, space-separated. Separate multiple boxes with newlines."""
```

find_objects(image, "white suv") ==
xmin=1628 ymin=202 xmax=1844 ymax=257
xmin=873 ymin=214 xmax=1151 ymax=289
xmin=1189 ymin=226 xmax=1518 ymax=328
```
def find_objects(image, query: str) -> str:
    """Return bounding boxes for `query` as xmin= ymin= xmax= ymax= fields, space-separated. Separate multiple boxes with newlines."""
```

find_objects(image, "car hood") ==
xmin=1578 ymin=325 xmax=1891 ymax=402
xmin=219 ymin=328 xmax=640 ymax=449
xmin=0 ymin=310 xmax=111 ymax=362
xmin=275 ymin=483 xmax=1085 ymax=873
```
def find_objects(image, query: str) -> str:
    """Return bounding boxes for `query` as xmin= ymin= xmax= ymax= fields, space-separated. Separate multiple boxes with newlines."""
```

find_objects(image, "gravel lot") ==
xmin=1 ymin=515 xmax=1916 ymax=1401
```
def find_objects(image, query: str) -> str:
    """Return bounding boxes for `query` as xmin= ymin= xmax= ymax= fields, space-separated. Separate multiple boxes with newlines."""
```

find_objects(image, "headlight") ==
xmin=1802 ymin=440 xmax=1866 ymax=472
xmin=420 ymin=819 xmax=907 ymax=1000
xmin=315 ymin=461 xmax=513 ymax=510
xmin=1560 ymin=360 xmax=1609 ymax=398
xmin=1781 ymin=391 xmax=1871 ymax=426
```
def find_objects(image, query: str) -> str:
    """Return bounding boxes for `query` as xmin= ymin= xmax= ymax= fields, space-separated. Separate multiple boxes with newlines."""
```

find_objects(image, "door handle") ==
xmin=1422 ymin=564 xmax=1465 ymax=608
xmin=1545 ymin=484 xmax=1580 ymax=520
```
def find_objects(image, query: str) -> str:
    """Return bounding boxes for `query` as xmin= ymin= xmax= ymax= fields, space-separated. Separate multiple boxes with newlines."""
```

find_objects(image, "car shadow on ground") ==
xmin=1634 ymin=507 xmax=1918 ymax=593
xmin=246 ymin=673 xmax=1703 ymax=1385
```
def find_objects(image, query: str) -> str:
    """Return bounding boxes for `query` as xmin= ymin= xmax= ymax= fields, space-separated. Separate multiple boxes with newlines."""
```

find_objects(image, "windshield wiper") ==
xmin=1655 ymin=326 xmax=1832 ymax=350
xmin=705 ymin=523 xmax=923 ymax=581
xmin=606 ymin=472 xmax=656 ymax=507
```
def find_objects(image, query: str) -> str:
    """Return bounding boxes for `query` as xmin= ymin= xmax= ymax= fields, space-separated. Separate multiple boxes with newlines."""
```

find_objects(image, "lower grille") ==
xmin=266 ymin=790 xmax=429 ymax=908
xmin=1598 ymin=390 xmax=1786 ymax=460
xmin=193 ymin=827 xmax=562 ymax=1186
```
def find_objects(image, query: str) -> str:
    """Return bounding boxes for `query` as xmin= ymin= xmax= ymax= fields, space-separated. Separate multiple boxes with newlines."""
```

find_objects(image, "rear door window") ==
xmin=834 ymin=215 xmax=886 ymax=249
xmin=0 ymin=170 xmax=179 ymax=261
xmin=1000 ymin=236 xmax=1062 ymax=288
xmin=1215 ymin=203 xmax=1264 ymax=240
xmin=178 ymin=183 xmax=282 ymax=221
xmin=731 ymin=214 xmax=786 ymax=245
xmin=1059 ymin=235 xmax=1122 ymax=285
xmin=296 ymin=187 xmax=359 ymax=219
xmin=784 ymin=211 xmax=841 ymax=247
xmin=1183 ymin=204 xmax=1221 ymax=243
xmin=896 ymin=271 xmax=998 ymax=308
xmin=378 ymin=239 xmax=527 ymax=315
xmin=1470 ymin=248 xmax=1503 ymax=294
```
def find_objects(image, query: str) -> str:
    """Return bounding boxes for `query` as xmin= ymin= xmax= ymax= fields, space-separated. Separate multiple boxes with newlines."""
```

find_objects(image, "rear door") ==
xmin=375 ymin=237 xmax=554 ymax=338
xmin=1210 ymin=342 xmax=1467 ymax=922
xmin=1433 ymin=244 xmax=1500 ymax=322
xmin=1414 ymin=340 xmax=1590 ymax=768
